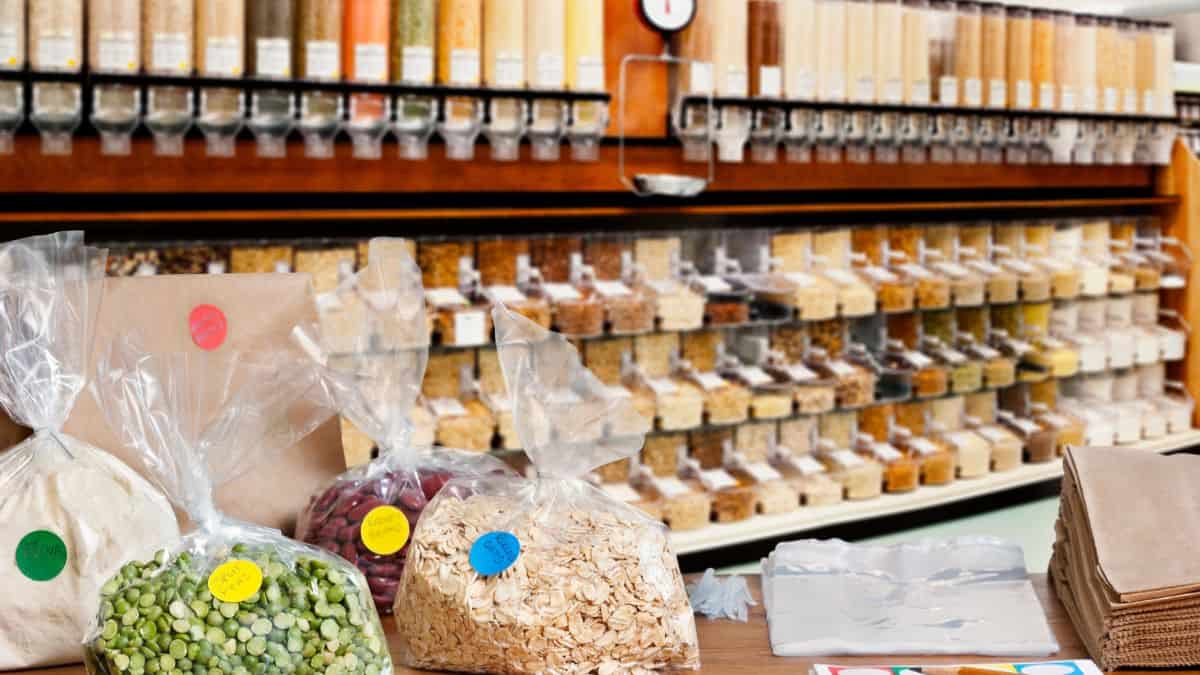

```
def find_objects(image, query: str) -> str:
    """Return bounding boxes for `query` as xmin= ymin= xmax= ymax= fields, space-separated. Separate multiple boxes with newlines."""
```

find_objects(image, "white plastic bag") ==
xmin=294 ymin=238 xmax=512 ymax=614
xmin=762 ymin=537 xmax=1060 ymax=656
xmin=393 ymin=304 xmax=700 ymax=673
xmin=83 ymin=335 xmax=393 ymax=675
xmin=0 ymin=232 xmax=178 ymax=669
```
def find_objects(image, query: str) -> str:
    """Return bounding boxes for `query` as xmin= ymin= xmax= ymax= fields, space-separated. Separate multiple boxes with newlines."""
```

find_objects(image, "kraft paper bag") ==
xmin=1 ymin=273 xmax=345 ymax=534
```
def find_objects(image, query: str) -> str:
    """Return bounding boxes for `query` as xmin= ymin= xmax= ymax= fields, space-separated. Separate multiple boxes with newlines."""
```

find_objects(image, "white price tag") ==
xmin=696 ymin=275 xmax=732 ymax=293
xmin=1123 ymin=89 xmax=1138 ymax=114
xmin=759 ymin=66 xmax=782 ymax=98
xmin=353 ymin=43 xmax=387 ymax=82
xmin=305 ymin=40 xmax=340 ymax=80
xmin=656 ymin=476 xmax=690 ymax=499
xmin=593 ymin=280 xmax=632 ymax=298
xmin=36 ymin=33 xmax=77 ymax=70
xmin=486 ymin=285 xmax=526 ymax=304
xmin=696 ymin=372 xmax=728 ymax=391
xmin=255 ymin=38 xmax=291 ymax=78
xmin=542 ymin=283 xmax=581 ymax=302
xmin=854 ymin=77 xmax=875 ymax=103
xmin=737 ymin=366 xmax=774 ymax=387
xmin=425 ymin=288 xmax=469 ymax=307
xmin=784 ymin=272 xmax=819 ymax=287
xmin=825 ymin=72 xmax=845 ymax=101
xmin=1080 ymin=86 xmax=1098 ymax=113
xmin=400 ymin=46 xmax=433 ymax=84
xmin=689 ymin=61 xmax=713 ymax=94
xmin=787 ymin=364 xmax=818 ymax=383
xmin=830 ymin=449 xmax=865 ymax=467
xmin=972 ymin=344 xmax=1000 ymax=360
xmin=963 ymin=78 xmax=982 ymax=107
xmin=1103 ymin=87 xmax=1119 ymax=113
xmin=429 ymin=397 xmax=468 ymax=418
xmin=1010 ymin=417 xmax=1041 ymax=435
xmin=744 ymin=462 xmax=783 ymax=483
xmin=646 ymin=279 xmax=677 ymax=295
xmin=0 ymin=26 xmax=19 ymax=69
xmin=699 ymin=469 xmax=738 ymax=492
xmin=1015 ymin=80 xmax=1033 ymax=109
xmin=1059 ymin=86 xmax=1076 ymax=112
xmin=941 ymin=348 xmax=967 ymax=366
xmin=535 ymin=52 xmax=564 ymax=89
xmin=1143 ymin=90 xmax=1157 ymax=115
xmin=602 ymin=483 xmax=643 ymax=503
xmin=723 ymin=67 xmax=749 ymax=98
xmin=882 ymin=78 xmax=903 ymax=104
xmin=977 ymin=426 xmax=1010 ymax=443
xmin=910 ymin=80 xmax=931 ymax=105
xmin=906 ymin=351 xmax=934 ymax=369
xmin=938 ymin=76 xmax=958 ymax=106
xmin=450 ymin=48 xmax=480 ymax=86
xmin=935 ymin=261 xmax=970 ymax=278
xmin=909 ymin=438 xmax=940 ymax=456
xmin=647 ymin=377 xmax=678 ymax=396
xmin=494 ymin=52 xmax=524 ymax=88
xmin=789 ymin=70 xmax=815 ymax=100
xmin=861 ymin=266 xmax=897 ymax=283
xmin=453 ymin=310 xmax=487 ymax=346
xmin=873 ymin=443 xmax=902 ymax=462
xmin=823 ymin=269 xmax=859 ymax=286
xmin=98 ymin=33 xmax=137 ymax=72
xmin=204 ymin=37 xmax=241 ymax=76
xmin=1038 ymin=83 xmax=1056 ymax=110
xmin=793 ymin=455 xmax=826 ymax=475
xmin=576 ymin=56 xmax=604 ymax=91
xmin=827 ymin=361 xmax=857 ymax=377
xmin=987 ymin=79 xmax=1006 ymax=108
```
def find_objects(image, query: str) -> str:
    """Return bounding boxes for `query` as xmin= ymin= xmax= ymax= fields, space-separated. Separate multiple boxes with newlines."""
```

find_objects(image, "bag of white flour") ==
xmin=0 ymin=232 xmax=178 ymax=669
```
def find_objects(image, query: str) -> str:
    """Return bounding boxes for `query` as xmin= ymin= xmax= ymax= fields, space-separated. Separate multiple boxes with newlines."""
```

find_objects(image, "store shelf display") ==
xmin=95 ymin=215 xmax=1193 ymax=549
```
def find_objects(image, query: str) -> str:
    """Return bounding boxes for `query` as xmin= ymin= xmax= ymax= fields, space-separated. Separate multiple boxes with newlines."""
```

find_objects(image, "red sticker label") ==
xmin=189 ymin=304 xmax=228 ymax=351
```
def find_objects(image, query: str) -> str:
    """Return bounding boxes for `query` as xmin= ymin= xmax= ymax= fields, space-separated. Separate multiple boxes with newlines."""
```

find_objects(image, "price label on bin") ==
xmin=470 ymin=531 xmax=521 ymax=577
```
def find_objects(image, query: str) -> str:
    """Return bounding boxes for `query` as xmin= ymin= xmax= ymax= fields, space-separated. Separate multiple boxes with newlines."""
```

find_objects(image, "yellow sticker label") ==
xmin=360 ymin=505 xmax=410 ymax=555
xmin=207 ymin=560 xmax=263 ymax=603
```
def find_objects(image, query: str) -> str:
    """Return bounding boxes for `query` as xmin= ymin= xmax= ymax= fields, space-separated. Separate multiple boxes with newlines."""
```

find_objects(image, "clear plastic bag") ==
xmin=0 ymin=232 xmax=179 ymax=669
xmin=393 ymin=304 xmax=700 ymax=674
xmin=293 ymin=238 xmax=513 ymax=614
xmin=761 ymin=537 xmax=1059 ymax=657
xmin=687 ymin=569 xmax=757 ymax=622
xmin=83 ymin=334 xmax=393 ymax=675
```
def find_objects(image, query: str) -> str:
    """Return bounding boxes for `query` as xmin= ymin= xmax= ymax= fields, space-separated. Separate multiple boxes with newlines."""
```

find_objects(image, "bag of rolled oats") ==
xmin=393 ymin=304 xmax=700 ymax=674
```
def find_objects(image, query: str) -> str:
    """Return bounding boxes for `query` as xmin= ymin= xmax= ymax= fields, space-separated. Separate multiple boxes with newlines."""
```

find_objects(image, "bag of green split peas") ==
xmin=85 ymin=541 xmax=391 ymax=675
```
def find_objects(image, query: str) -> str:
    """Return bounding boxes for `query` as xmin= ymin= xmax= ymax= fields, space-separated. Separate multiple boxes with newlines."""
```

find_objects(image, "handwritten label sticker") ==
xmin=15 ymin=530 xmax=67 ymax=582
xmin=208 ymin=560 xmax=263 ymax=603
xmin=470 ymin=531 xmax=520 ymax=577
xmin=189 ymin=304 xmax=228 ymax=351
xmin=360 ymin=505 xmax=411 ymax=556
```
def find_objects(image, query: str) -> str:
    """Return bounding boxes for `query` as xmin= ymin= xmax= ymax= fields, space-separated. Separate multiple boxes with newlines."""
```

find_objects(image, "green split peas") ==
xmin=88 ymin=547 xmax=389 ymax=675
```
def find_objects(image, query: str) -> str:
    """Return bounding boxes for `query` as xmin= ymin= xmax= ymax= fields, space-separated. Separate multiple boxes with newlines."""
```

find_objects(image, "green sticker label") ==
xmin=15 ymin=530 xmax=67 ymax=582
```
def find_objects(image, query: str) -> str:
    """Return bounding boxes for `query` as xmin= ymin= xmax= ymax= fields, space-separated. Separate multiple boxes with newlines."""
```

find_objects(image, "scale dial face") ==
xmin=638 ymin=0 xmax=696 ymax=34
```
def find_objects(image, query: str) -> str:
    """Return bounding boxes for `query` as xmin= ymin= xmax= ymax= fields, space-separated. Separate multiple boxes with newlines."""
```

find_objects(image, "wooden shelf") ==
xmin=668 ymin=430 xmax=1200 ymax=556
xmin=0 ymin=135 xmax=1159 ymax=196
xmin=0 ymin=196 xmax=1178 ymax=225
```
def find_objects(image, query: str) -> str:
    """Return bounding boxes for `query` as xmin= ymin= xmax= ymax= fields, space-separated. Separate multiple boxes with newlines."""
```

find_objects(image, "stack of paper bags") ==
xmin=1051 ymin=446 xmax=1200 ymax=670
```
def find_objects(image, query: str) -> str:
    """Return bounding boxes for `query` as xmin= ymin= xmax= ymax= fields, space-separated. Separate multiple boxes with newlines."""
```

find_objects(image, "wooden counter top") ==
xmin=15 ymin=575 xmax=1188 ymax=675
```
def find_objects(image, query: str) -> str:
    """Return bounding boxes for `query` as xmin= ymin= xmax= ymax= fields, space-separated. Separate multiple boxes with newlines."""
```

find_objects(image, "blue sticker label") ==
xmin=469 ymin=531 xmax=521 ymax=576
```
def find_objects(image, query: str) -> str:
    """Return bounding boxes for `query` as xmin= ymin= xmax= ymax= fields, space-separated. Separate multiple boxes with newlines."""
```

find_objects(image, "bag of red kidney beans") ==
xmin=293 ymin=238 xmax=513 ymax=613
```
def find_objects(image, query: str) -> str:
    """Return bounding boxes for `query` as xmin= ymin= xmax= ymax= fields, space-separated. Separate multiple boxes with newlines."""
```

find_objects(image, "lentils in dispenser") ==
xmin=855 ymin=433 xmax=919 ymax=493
xmin=893 ymin=427 xmax=956 ymax=485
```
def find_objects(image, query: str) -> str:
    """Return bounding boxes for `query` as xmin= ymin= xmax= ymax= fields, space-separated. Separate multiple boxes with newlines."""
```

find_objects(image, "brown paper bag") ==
xmin=1 ymin=273 xmax=344 ymax=534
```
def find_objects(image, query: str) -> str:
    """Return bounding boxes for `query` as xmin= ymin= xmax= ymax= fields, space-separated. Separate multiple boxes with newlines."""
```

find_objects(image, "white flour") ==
xmin=0 ymin=433 xmax=178 ymax=669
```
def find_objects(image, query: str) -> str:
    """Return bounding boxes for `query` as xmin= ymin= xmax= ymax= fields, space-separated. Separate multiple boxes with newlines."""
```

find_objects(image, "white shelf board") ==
xmin=670 ymin=429 xmax=1200 ymax=555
